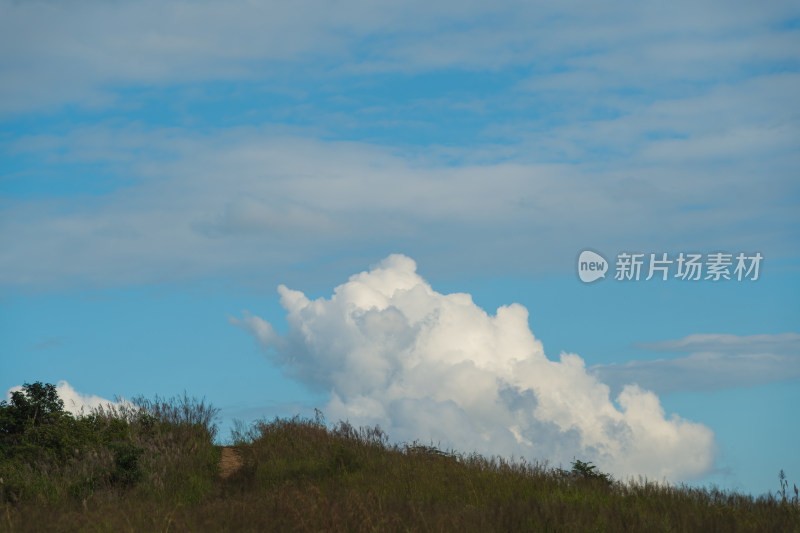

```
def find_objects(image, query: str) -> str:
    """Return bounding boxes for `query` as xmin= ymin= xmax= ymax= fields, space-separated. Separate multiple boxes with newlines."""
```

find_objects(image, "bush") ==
xmin=0 ymin=383 xmax=220 ymax=505
xmin=569 ymin=459 xmax=613 ymax=485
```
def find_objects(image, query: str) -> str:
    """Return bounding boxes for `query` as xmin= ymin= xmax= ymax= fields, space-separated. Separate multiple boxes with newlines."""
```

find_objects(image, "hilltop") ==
xmin=1 ymin=382 xmax=798 ymax=532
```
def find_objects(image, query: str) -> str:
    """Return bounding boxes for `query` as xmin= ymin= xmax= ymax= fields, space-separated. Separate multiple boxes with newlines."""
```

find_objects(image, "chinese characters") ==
xmin=613 ymin=252 xmax=762 ymax=281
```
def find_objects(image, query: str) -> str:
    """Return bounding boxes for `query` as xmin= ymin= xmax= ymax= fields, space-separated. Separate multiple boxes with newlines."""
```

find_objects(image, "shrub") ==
xmin=570 ymin=458 xmax=613 ymax=485
xmin=0 ymin=383 xmax=220 ymax=505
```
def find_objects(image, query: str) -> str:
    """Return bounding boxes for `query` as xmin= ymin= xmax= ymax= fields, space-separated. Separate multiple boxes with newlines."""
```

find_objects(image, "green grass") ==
xmin=1 ymin=388 xmax=798 ymax=532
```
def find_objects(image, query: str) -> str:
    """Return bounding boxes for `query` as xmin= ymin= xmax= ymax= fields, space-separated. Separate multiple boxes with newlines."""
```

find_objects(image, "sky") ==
xmin=1 ymin=0 xmax=798 ymax=498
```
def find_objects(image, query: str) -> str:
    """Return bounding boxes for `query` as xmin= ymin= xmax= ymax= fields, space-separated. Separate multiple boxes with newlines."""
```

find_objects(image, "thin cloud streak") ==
xmin=1 ymin=1 xmax=797 ymax=113
xmin=591 ymin=333 xmax=800 ymax=395
xmin=2 ymin=2 xmax=797 ymax=289
xmin=1 ymin=127 xmax=795 ymax=289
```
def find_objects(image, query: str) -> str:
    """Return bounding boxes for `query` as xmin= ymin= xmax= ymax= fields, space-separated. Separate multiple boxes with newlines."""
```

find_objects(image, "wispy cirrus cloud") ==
xmin=2 ymin=116 xmax=798 ymax=289
xmin=1 ymin=1 xmax=797 ymax=290
xmin=1 ymin=126 xmax=795 ymax=289
xmin=32 ymin=336 xmax=65 ymax=351
xmin=591 ymin=333 xmax=800 ymax=396
xmin=1 ymin=0 xmax=797 ymax=113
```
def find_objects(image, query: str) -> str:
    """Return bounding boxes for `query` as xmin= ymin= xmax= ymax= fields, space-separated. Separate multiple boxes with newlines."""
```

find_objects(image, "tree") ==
xmin=570 ymin=459 xmax=613 ymax=485
xmin=0 ymin=381 xmax=67 ymax=436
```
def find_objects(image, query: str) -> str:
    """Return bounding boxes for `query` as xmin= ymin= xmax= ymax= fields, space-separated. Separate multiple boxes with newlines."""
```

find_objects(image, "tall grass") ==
xmin=2 ymin=399 xmax=798 ymax=532
xmin=0 ymin=391 xmax=220 ymax=508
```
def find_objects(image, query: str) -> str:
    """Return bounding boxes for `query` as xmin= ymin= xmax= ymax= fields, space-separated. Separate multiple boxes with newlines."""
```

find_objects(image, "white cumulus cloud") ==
xmin=233 ymin=253 xmax=716 ymax=482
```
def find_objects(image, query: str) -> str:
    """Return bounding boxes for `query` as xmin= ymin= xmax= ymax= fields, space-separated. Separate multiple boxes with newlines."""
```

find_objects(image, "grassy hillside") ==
xmin=1 ymin=383 xmax=798 ymax=532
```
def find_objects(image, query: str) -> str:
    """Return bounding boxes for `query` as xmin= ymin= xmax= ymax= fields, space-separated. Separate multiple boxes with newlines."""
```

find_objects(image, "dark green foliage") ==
xmin=569 ymin=458 xmax=613 ymax=485
xmin=1 ymin=382 xmax=65 ymax=430
xmin=0 ymin=383 xmax=219 ymax=507
xmin=0 ymin=382 xmax=69 ymax=459
xmin=109 ymin=441 xmax=144 ymax=485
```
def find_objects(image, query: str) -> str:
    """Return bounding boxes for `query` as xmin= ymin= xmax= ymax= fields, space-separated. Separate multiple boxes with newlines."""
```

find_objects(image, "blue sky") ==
xmin=1 ymin=0 xmax=798 ymax=497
